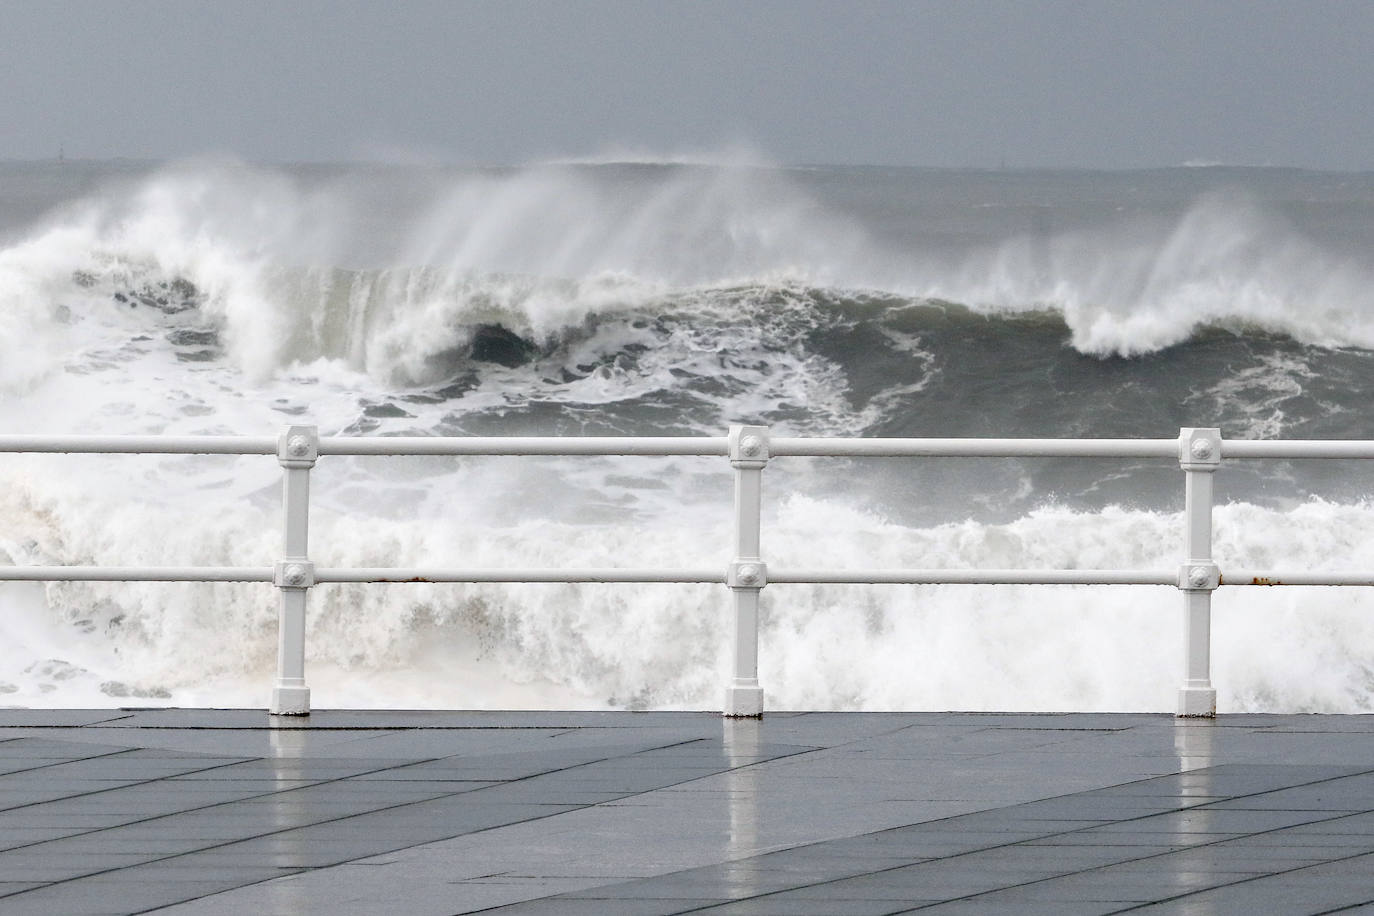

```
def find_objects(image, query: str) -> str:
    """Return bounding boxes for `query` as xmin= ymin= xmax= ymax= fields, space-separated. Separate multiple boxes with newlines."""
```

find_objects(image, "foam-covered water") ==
xmin=2 ymin=158 xmax=1374 ymax=712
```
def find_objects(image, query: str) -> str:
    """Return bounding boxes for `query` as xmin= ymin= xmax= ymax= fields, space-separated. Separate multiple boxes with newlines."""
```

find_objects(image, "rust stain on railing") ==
xmin=1217 ymin=574 xmax=1284 ymax=586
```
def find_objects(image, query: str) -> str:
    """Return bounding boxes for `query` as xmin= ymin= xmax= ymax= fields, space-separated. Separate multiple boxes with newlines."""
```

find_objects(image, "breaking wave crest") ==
xmin=3 ymin=160 xmax=1374 ymax=400
xmin=920 ymin=190 xmax=1374 ymax=355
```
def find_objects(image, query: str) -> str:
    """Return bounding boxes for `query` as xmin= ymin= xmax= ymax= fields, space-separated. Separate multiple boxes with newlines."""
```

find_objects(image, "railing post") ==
xmin=271 ymin=425 xmax=317 ymax=716
xmin=725 ymin=425 xmax=768 ymax=717
xmin=1177 ymin=427 xmax=1220 ymax=718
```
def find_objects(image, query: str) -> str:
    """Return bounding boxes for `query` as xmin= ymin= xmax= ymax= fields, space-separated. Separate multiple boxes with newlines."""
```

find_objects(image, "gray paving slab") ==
xmin=0 ymin=711 xmax=134 ymax=727
xmin=2 ymin=711 xmax=1374 ymax=914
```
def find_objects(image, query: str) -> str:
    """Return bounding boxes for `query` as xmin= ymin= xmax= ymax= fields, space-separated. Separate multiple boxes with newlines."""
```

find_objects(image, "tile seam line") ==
xmin=732 ymin=717 xmax=955 ymax=760
xmin=1102 ymin=849 xmax=1374 ymax=913
xmin=846 ymin=760 xmax=1374 ymax=841
xmin=813 ymin=717 xmax=947 ymax=749
xmin=897 ymin=789 xmax=1374 ymax=912
xmin=0 ymin=735 xmax=732 ymax=902
xmin=0 ymin=745 xmax=156 ymax=783
xmin=0 ymin=748 xmax=283 ymax=819
xmin=1312 ymin=899 xmax=1374 ymax=914
xmin=914 ymin=764 xmax=1374 ymax=906
xmin=71 ymin=712 xmax=139 ymax=727
xmin=0 ymin=715 xmax=139 ymax=735
xmin=911 ymin=845 xmax=1374 ymax=914
xmin=666 ymin=820 xmax=1374 ymax=916
xmin=0 ymin=748 xmax=494 ymax=865
xmin=530 ymin=764 xmax=1374 ymax=915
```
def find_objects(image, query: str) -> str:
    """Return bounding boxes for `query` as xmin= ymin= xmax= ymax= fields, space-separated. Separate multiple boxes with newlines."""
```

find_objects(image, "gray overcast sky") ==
xmin=2 ymin=0 xmax=1371 ymax=170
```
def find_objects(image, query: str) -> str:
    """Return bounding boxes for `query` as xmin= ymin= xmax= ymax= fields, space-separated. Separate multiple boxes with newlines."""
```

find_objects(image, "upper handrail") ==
xmin=6 ymin=433 xmax=1374 ymax=458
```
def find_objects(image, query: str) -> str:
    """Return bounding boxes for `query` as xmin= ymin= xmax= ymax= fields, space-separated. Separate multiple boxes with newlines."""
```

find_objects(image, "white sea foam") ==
xmin=1183 ymin=352 xmax=1319 ymax=440
xmin=4 ymin=450 xmax=1374 ymax=715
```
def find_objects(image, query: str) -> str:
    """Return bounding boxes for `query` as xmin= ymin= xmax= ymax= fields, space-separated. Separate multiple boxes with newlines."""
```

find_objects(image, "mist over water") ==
xmin=3 ymin=158 xmax=1374 ymax=713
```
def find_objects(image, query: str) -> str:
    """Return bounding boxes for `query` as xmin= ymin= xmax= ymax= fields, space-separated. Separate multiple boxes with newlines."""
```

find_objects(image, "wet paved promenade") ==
xmin=3 ymin=710 xmax=1374 ymax=914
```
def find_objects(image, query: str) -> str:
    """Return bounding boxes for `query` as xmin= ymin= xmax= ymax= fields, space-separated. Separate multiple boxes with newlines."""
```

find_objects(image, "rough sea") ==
xmin=2 ymin=158 xmax=1374 ymax=713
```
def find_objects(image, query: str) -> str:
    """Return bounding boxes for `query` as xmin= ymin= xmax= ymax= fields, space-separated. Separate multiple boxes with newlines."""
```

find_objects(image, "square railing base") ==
xmin=724 ymin=684 xmax=764 ymax=718
xmin=1176 ymin=686 xmax=1217 ymax=718
xmin=270 ymin=686 xmax=311 ymax=716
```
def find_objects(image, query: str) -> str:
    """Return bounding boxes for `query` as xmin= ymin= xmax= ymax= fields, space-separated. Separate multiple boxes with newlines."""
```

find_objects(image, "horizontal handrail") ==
xmin=769 ymin=437 xmax=1180 ymax=458
xmin=7 ymin=565 xmax=1374 ymax=587
xmin=314 ymin=567 xmax=724 ymax=584
xmin=0 ymin=566 xmax=275 ymax=582
xmin=0 ymin=435 xmax=278 ymax=455
xmin=769 ymin=569 xmax=1176 ymax=585
xmin=0 ymin=567 xmax=720 ymax=584
xmin=5 ymin=434 xmax=1374 ymax=459
xmin=1219 ymin=440 xmax=1374 ymax=459
xmin=316 ymin=436 xmax=729 ymax=457
xmin=1221 ymin=570 xmax=1374 ymax=587
xmin=0 ymin=434 xmax=728 ymax=457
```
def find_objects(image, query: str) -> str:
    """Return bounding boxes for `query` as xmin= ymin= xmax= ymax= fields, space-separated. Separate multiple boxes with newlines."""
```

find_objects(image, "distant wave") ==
xmin=535 ymin=142 xmax=773 ymax=168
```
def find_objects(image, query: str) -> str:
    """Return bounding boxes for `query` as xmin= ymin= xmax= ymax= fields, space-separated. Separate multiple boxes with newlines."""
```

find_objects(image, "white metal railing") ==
xmin=2 ymin=425 xmax=1371 ymax=718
